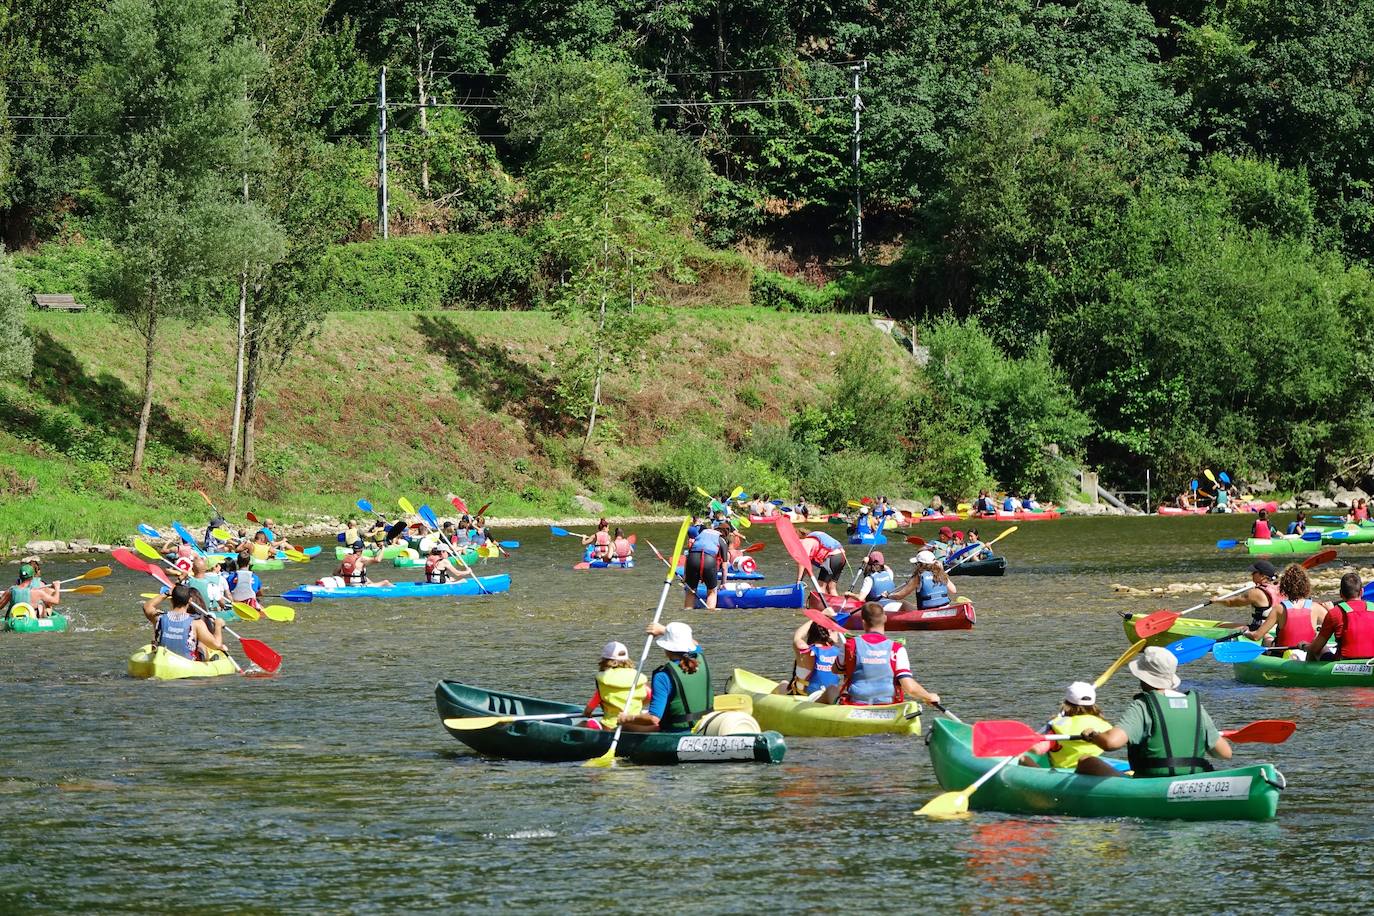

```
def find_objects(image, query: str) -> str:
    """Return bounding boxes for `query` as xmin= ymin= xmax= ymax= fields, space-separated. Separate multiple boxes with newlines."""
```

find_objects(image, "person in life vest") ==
xmin=225 ymin=557 xmax=263 ymax=609
xmin=852 ymin=505 xmax=876 ymax=538
xmin=1211 ymin=483 xmax=1232 ymax=513
xmin=798 ymin=528 xmax=846 ymax=598
xmin=1354 ymin=498 xmax=1370 ymax=523
xmin=838 ymin=603 xmax=941 ymax=707
xmin=580 ymin=518 xmax=612 ymax=561
xmin=2 ymin=563 xmax=61 ymax=620
xmin=203 ymin=558 xmax=233 ymax=614
xmin=1246 ymin=563 xmax=1327 ymax=651
xmin=846 ymin=551 xmax=896 ymax=607
xmin=619 ymin=622 xmax=711 ymax=733
xmin=1177 ymin=488 xmax=1195 ymax=510
xmin=1021 ymin=681 xmax=1118 ymax=776
xmin=340 ymin=517 xmax=362 ymax=547
xmin=1001 ymin=494 xmax=1018 ymax=512
xmin=336 ymin=541 xmax=393 ymax=587
xmin=780 ymin=620 xmax=845 ymax=700
xmin=1285 ymin=511 xmax=1308 ymax=536
xmin=202 ymin=515 xmax=230 ymax=552
xmin=1251 ymin=509 xmax=1273 ymax=540
xmin=1211 ymin=559 xmax=1282 ymax=632
xmin=610 ymin=527 xmax=635 ymax=565
xmin=424 ymin=547 xmax=470 ymax=584
xmin=924 ymin=495 xmax=945 ymax=517
xmin=683 ymin=522 xmax=728 ymax=609
xmin=974 ymin=490 xmax=996 ymax=514
xmin=928 ymin=526 xmax=956 ymax=561
xmin=141 ymin=584 xmax=226 ymax=661
xmin=1022 ymin=493 xmax=1041 ymax=511
xmin=886 ymin=550 xmax=952 ymax=609
xmin=794 ymin=498 xmax=810 ymax=520
xmin=1306 ymin=573 xmax=1374 ymax=660
xmin=581 ymin=641 xmax=650 ymax=730
xmin=1077 ymin=646 xmax=1233 ymax=778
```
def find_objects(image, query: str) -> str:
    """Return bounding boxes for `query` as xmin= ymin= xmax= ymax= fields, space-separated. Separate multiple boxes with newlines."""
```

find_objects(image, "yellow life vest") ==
xmin=594 ymin=667 xmax=648 ymax=727
xmin=1047 ymin=713 xmax=1112 ymax=769
xmin=250 ymin=543 xmax=272 ymax=560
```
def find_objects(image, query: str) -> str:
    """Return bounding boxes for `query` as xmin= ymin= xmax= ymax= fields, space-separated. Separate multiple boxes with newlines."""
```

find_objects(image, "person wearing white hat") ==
xmin=581 ymin=641 xmax=649 ymax=730
xmin=853 ymin=505 xmax=877 ymax=540
xmin=1077 ymin=646 xmax=1233 ymax=778
xmin=883 ymin=549 xmax=951 ymax=609
xmin=1021 ymin=682 xmax=1117 ymax=776
xmin=619 ymin=622 xmax=712 ymax=733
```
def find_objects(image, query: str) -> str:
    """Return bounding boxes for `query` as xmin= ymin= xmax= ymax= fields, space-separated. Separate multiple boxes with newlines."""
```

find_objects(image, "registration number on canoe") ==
xmin=923 ymin=609 xmax=958 ymax=619
xmin=1332 ymin=663 xmax=1374 ymax=676
xmin=845 ymin=709 xmax=899 ymax=721
xmin=1166 ymin=775 xmax=1252 ymax=802
xmin=675 ymin=736 xmax=756 ymax=760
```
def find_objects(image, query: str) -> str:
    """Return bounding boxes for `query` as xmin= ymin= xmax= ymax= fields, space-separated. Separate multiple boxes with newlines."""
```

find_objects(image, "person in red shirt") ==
xmin=837 ymin=603 xmax=942 ymax=707
xmin=1307 ymin=573 xmax=1374 ymax=660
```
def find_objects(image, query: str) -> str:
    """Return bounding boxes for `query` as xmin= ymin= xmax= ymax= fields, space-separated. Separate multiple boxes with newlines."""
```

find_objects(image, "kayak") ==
xmin=724 ymin=669 xmax=922 ymax=737
xmin=199 ymin=552 xmax=286 ymax=570
xmin=1245 ymin=537 xmax=1321 ymax=555
xmin=848 ymin=531 xmax=887 ymax=545
xmin=976 ymin=510 xmax=1060 ymax=522
xmin=1158 ymin=506 xmax=1209 ymax=516
xmin=1238 ymin=501 xmax=1280 ymax=514
xmin=748 ymin=514 xmax=780 ymax=524
xmin=948 ymin=556 xmax=1006 ymax=576
xmin=927 ymin=719 xmax=1283 ymax=821
xmin=677 ymin=566 xmax=764 ymax=580
xmin=1120 ymin=614 xmax=1234 ymax=648
xmin=393 ymin=547 xmax=483 ymax=567
xmin=1231 ymin=653 xmax=1374 ymax=687
xmin=1322 ymin=526 xmax=1374 ymax=545
xmin=910 ymin=513 xmax=962 ymax=523
xmin=576 ymin=558 xmax=635 ymax=569
xmin=334 ymin=544 xmax=410 ymax=560
xmin=4 ymin=610 xmax=70 ymax=633
xmin=807 ymin=593 xmax=976 ymax=630
xmin=696 ymin=582 xmax=805 ymax=609
xmin=304 ymin=574 xmax=510 ymax=599
xmin=127 ymin=644 xmax=238 ymax=680
xmin=434 ymin=680 xmax=786 ymax=764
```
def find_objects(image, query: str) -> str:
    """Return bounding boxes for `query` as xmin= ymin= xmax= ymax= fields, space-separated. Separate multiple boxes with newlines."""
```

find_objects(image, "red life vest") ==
xmin=1253 ymin=519 xmax=1272 ymax=538
xmin=424 ymin=556 xmax=450 ymax=583
xmin=340 ymin=555 xmax=367 ymax=585
xmin=1276 ymin=598 xmax=1318 ymax=646
xmin=612 ymin=537 xmax=632 ymax=560
xmin=801 ymin=536 xmax=833 ymax=565
xmin=1356 ymin=506 xmax=1370 ymax=522
xmin=1333 ymin=600 xmax=1374 ymax=658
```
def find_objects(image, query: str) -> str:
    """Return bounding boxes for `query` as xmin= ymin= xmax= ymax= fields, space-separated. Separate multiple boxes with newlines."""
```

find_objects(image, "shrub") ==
xmin=628 ymin=435 xmax=744 ymax=505
xmin=750 ymin=267 xmax=841 ymax=312
xmin=803 ymin=450 xmax=908 ymax=509
xmin=11 ymin=240 xmax=117 ymax=311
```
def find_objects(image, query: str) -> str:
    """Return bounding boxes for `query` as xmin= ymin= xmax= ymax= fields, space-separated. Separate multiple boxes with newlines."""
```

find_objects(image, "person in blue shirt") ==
xmin=683 ymin=523 xmax=728 ymax=610
xmin=618 ymin=622 xmax=710 ymax=733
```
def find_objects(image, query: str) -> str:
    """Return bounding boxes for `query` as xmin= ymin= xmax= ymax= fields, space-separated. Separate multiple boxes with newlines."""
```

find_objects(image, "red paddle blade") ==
xmin=628 ymin=534 xmax=637 ymax=544
xmin=803 ymin=607 xmax=846 ymax=634
xmin=148 ymin=565 xmax=173 ymax=590
xmin=744 ymin=542 xmax=766 ymax=553
xmin=238 ymin=636 xmax=281 ymax=673
xmin=906 ymin=535 xmax=926 ymax=546
xmin=247 ymin=511 xmax=261 ymax=525
xmin=111 ymin=547 xmax=151 ymax=573
xmin=1303 ymin=548 xmax=1338 ymax=569
xmin=775 ymin=517 xmax=813 ymax=569
xmin=476 ymin=502 xmax=491 ymax=517
xmin=451 ymin=496 xmax=468 ymax=514
xmin=972 ymin=720 xmax=1052 ymax=758
xmin=1134 ymin=610 xmax=1180 ymax=639
xmin=1222 ymin=720 xmax=1296 ymax=744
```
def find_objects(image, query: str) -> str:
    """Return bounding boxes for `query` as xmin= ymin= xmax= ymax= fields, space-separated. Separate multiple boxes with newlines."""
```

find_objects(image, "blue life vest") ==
xmin=847 ymin=635 xmax=896 ymax=704
xmin=1286 ymin=521 xmax=1303 ymax=535
xmin=691 ymin=529 xmax=723 ymax=557
xmin=811 ymin=531 xmax=842 ymax=551
xmin=1002 ymin=497 xmax=1017 ymax=511
xmin=687 ymin=525 xmax=702 ymax=540
xmin=227 ymin=572 xmax=261 ymax=602
xmin=469 ymin=529 xmax=488 ymax=546
xmin=156 ymin=611 xmax=197 ymax=660
xmin=855 ymin=515 xmax=874 ymax=535
xmin=805 ymin=644 xmax=842 ymax=688
xmin=917 ymin=571 xmax=950 ymax=609
xmin=866 ymin=568 xmax=895 ymax=599
xmin=1021 ymin=498 xmax=1033 ymax=509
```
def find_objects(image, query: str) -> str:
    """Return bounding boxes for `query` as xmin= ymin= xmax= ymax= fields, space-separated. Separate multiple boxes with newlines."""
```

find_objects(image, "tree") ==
xmin=81 ymin=0 xmax=282 ymax=472
xmin=0 ymin=248 xmax=33 ymax=379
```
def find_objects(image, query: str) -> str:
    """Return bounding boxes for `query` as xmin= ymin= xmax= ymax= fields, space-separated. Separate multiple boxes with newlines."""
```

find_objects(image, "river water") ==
xmin=3 ymin=514 xmax=1371 ymax=912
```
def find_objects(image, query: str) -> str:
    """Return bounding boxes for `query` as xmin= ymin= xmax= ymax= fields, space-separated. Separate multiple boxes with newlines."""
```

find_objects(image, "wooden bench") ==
xmin=33 ymin=294 xmax=85 ymax=312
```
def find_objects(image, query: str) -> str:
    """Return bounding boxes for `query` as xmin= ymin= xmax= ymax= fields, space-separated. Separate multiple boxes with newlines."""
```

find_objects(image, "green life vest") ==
xmin=655 ymin=653 xmax=713 ymax=731
xmin=186 ymin=576 xmax=214 ymax=614
xmin=8 ymin=584 xmax=32 ymax=616
xmin=1126 ymin=690 xmax=1213 ymax=778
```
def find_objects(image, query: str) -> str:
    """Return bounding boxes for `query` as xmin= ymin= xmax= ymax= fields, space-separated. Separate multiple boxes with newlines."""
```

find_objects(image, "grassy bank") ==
xmin=1 ymin=308 xmax=912 ymax=547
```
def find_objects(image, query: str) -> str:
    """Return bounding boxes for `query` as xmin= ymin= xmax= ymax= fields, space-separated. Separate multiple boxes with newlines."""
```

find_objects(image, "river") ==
xmin=2 ymin=514 xmax=1369 ymax=912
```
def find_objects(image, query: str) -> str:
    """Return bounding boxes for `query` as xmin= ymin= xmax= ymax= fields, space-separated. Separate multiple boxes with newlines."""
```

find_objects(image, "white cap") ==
xmin=600 ymin=641 xmax=630 ymax=661
xmin=1064 ymin=681 xmax=1096 ymax=706
xmin=913 ymin=550 xmax=936 ymax=565
xmin=859 ymin=505 xmax=870 ymax=514
xmin=656 ymin=621 xmax=697 ymax=654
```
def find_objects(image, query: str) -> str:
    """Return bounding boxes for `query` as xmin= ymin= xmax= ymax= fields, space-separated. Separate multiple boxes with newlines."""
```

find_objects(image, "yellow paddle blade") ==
xmin=583 ymin=747 xmax=617 ymax=768
xmin=139 ymin=592 xmax=162 ymax=600
xmin=729 ymin=486 xmax=744 ymax=501
xmin=956 ymin=503 xmax=972 ymax=512
xmin=260 ymin=605 xmax=295 ymax=622
xmin=283 ymin=549 xmax=308 ymax=562
xmin=212 ymin=527 xmax=232 ymax=540
xmin=9 ymin=602 xmax=30 ymax=618
xmin=1205 ymin=468 xmax=1218 ymax=485
xmin=399 ymin=497 xmax=416 ymax=515
xmin=231 ymin=601 xmax=262 ymax=621
xmin=443 ymin=715 xmax=524 ymax=730
xmin=735 ymin=515 xmax=751 ymax=529
xmin=663 ymin=517 xmax=692 ymax=584
xmin=69 ymin=584 xmax=104 ymax=595
xmin=1095 ymin=638 xmax=1148 ymax=690
xmin=847 ymin=500 xmax=864 ymax=508
xmin=133 ymin=538 xmax=163 ymax=561
xmin=988 ymin=525 xmax=1018 ymax=545
xmin=78 ymin=566 xmax=113 ymax=581
xmin=694 ymin=485 xmax=714 ymax=501
xmin=916 ymin=791 xmax=972 ymax=818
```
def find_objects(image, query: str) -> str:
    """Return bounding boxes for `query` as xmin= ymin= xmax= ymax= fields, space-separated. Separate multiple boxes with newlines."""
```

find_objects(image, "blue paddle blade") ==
xmin=1363 ymin=580 xmax=1374 ymax=601
xmin=1301 ymin=531 xmax=1323 ymax=541
xmin=1328 ymin=531 xmax=1351 ymax=541
xmin=499 ymin=541 xmax=520 ymax=549
xmin=770 ymin=499 xmax=784 ymax=505
xmin=1215 ymin=539 xmax=1239 ymax=550
xmin=137 ymin=524 xmax=162 ymax=539
xmin=303 ymin=546 xmax=321 ymax=556
xmin=550 ymin=526 xmax=572 ymax=537
xmin=337 ymin=532 xmax=345 ymax=543
xmin=1212 ymin=641 xmax=1266 ymax=664
xmin=357 ymin=499 xmax=373 ymax=513
xmin=418 ymin=504 xmax=440 ymax=530
xmin=1166 ymin=636 xmax=1218 ymax=665
xmin=280 ymin=589 xmax=314 ymax=603
xmin=172 ymin=521 xmax=204 ymax=555
xmin=1313 ymin=515 xmax=1345 ymax=522
xmin=1219 ymin=471 xmax=1232 ymax=485
xmin=1191 ymin=479 xmax=1198 ymax=491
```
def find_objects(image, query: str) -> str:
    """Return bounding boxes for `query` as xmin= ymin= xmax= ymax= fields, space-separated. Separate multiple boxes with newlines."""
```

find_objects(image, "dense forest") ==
xmin=4 ymin=0 xmax=1374 ymax=516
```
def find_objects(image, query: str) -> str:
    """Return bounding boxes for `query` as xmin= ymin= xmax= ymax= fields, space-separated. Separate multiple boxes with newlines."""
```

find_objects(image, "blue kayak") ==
xmin=694 ymin=582 xmax=805 ymax=609
xmin=303 ymin=575 xmax=510 ymax=599
xmin=848 ymin=532 xmax=887 ymax=546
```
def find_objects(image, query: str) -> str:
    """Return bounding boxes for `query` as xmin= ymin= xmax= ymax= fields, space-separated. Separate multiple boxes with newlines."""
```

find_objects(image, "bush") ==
xmin=743 ymin=423 xmax=821 ymax=485
xmin=803 ymin=450 xmax=908 ymax=509
xmin=628 ymin=435 xmax=745 ymax=505
xmin=750 ymin=267 xmax=841 ymax=312
xmin=11 ymin=240 xmax=117 ymax=311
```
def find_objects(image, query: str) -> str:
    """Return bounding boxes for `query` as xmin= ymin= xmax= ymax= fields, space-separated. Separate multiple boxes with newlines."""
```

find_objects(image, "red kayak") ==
xmin=909 ymin=513 xmax=962 ymax=524
xmin=749 ymin=514 xmax=780 ymax=524
xmin=805 ymin=592 xmax=976 ymax=631
xmin=1158 ymin=506 xmax=1208 ymax=516
xmin=975 ymin=510 xmax=1060 ymax=522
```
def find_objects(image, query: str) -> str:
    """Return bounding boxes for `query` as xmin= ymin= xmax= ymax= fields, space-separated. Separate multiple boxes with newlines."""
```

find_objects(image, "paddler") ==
xmin=1022 ymin=493 xmax=1042 ymax=511
xmin=1001 ymin=493 xmax=1019 ymax=512
xmin=852 ymin=505 xmax=877 ymax=539
xmin=1020 ymin=681 xmax=1118 ymax=776
xmin=837 ymin=603 xmax=941 ymax=707
xmin=581 ymin=641 xmax=649 ymax=729
xmin=179 ymin=556 xmax=231 ymax=622
xmin=924 ymin=495 xmax=945 ymax=517
xmin=1285 ymin=511 xmax=1308 ymax=536
xmin=249 ymin=530 xmax=274 ymax=561
xmin=470 ymin=516 xmax=493 ymax=547
xmin=779 ymin=619 xmax=844 ymax=699
xmin=611 ymin=527 xmax=635 ymax=565
xmin=1077 ymin=646 xmax=1233 ymax=777
xmin=1212 ymin=483 xmax=1232 ymax=513
xmin=930 ymin=526 xmax=957 ymax=561
xmin=845 ymin=550 xmax=895 ymax=606
xmin=336 ymin=541 xmax=393 ymax=588
xmin=794 ymin=497 xmax=810 ymax=520
xmin=1305 ymin=573 xmax=1374 ymax=661
xmin=683 ymin=521 xmax=727 ymax=610
xmin=1251 ymin=509 xmax=1273 ymax=539
xmin=225 ymin=557 xmax=262 ymax=609
xmin=1211 ymin=559 xmax=1281 ymax=632
xmin=424 ymin=547 xmax=470 ymax=583
xmin=1246 ymin=563 xmax=1327 ymax=651
xmin=580 ymin=518 xmax=612 ymax=561
xmin=618 ymin=622 xmax=710 ymax=733
xmin=141 ymin=584 xmax=225 ymax=661
xmin=340 ymin=517 xmax=362 ymax=546
xmin=2 ymin=562 xmax=60 ymax=619
xmin=885 ymin=550 xmax=951 ymax=609
xmin=798 ymin=527 xmax=846 ymax=598
xmin=202 ymin=515 xmax=230 ymax=552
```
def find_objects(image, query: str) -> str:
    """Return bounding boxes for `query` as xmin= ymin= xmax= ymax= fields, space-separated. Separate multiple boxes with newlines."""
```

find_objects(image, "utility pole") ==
xmin=850 ymin=62 xmax=866 ymax=262
xmin=377 ymin=66 xmax=390 ymax=239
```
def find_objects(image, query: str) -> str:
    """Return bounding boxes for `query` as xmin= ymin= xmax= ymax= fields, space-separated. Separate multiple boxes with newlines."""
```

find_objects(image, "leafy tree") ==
xmin=0 ymin=248 xmax=33 ymax=378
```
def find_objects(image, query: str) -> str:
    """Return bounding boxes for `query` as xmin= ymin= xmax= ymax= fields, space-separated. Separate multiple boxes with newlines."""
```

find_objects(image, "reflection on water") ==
xmin=2 ymin=514 xmax=1371 ymax=910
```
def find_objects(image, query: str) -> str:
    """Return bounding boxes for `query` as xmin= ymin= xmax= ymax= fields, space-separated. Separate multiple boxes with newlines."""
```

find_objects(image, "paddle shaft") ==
xmin=946 ymin=526 xmax=1017 ymax=572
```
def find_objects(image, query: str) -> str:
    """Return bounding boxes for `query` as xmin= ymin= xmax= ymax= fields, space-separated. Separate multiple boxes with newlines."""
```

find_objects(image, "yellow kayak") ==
xmin=127 ymin=644 xmax=238 ymax=681
xmin=724 ymin=668 xmax=922 ymax=738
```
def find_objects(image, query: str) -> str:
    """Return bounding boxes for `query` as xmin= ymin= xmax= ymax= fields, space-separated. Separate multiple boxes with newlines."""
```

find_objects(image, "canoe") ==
xmin=807 ymin=591 xmax=975 ymax=631
xmin=197 ymin=552 xmax=286 ymax=570
xmin=748 ymin=514 xmax=780 ymax=524
xmin=909 ymin=513 xmax=962 ymax=523
xmin=696 ymin=582 xmax=805 ymax=609
xmin=127 ymin=644 xmax=238 ymax=680
xmin=1245 ymin=537 xmax=1321 ymax=555
xmin=847 ymin=531 xmax=887 ymax=545
xmin=1120 ymin=614 xmax=1234 ymax=649
xmin=392 ymin=548 xmax=483 ymax=567
xmin=724 ymin=669 xmax=922 ymax=737
xmin=434 ymin=680 xmax=786 ymax=764
xmin=1231 ymin=653 xmax=1374 ymax=687
xmin=677 ymin=566 xmax=764 ymax=580
xmin=4 ymin=610 xmax=70 ymax=633
xmin=576 ymin=558 xmax=635 ymax=569
xmin=1238 ymin=501 xmax=1280 ymax=514
xmin=304 ymin=574 xmax=510 ymax=599
xmin=1158 ymin=506 xmax=1208 ymax=516
xmin=927 ymin=719 xmax=1282 ymax=821
xmin=334 ymin=544 xmax=410 ymax=560
xmin=948 ymin=556 xmax=1006 ymax=576
xmin=976 ymin=510 xmax=1060 ymax=522
xmin=1322 ymin=527 xmax=1374 ymax=545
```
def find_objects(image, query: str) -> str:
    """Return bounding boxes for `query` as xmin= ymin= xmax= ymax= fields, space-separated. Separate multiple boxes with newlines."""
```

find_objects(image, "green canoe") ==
xmin=927 ymin=719 xmax=1283 ymax=821
xmin=334 ymin=544 xmax=409 ymax=560
xmin=1245 ymin=537 xmax=1322 ymax=555
xmin=1232 ymin=653 xmax=1374 ymax=687
xmin=3 ymin=611 xmax=69 ymax=633
xmin=1322 ymin=525 xmax=1374 ymax=545
xmin=1121 ymin=614 xmax=1233 ymax=649
xmin=434 ymin=680 xmax=786 ymax=765
xmin=393 ymin=548 xmax=480 ymax=568
xmin=200 ymin=552 xmax=286 ymax=570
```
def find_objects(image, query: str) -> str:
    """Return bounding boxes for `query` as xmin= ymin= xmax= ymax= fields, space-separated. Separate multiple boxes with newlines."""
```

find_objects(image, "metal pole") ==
xmin=1146 ymin=469 xmax=1151 ymax=514
xmin=850 ymin=63 xmax=865 ymax=262
xmin=377 ymin=66 xmax=389 ymax=240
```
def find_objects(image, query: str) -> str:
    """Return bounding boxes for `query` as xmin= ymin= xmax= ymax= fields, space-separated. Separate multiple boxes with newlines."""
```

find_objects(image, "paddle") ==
xmin=905 ymin=535 xmax=926 ymax=547
xmin=196 ymin=488 xmax=219 ymax=514
xmin=420 ymin=503 xmax=491 ymax=595
xmin=221 ymin=623 xmax=281 ymax=672
xmin=585 ymin=517 xmax=692 ymax=769
xmin=1166 ymin=635 xmax=1224 ymax=665
xmin=451 ymin=496 xmax=468 ymax=514
xmin=228 ymin=601 xmax=261 ymax=622
xmin=172 ymin=521 xmax=205 ymax=557
xmin=137 ymin=524 xmax=162 ymax=540
xmin=271 ymin=589 xmax=314 ymax=603
xmin=55 ymin=566 xmax=112 ymax=585
xmin=132 ymin=538 xmax=176 ymax=566
xmin=1216 ymin=539 xmax=1241 ymax=550
xmin=1219 ymin=471 xmax=1233 ymax=486
xmin=499 ymin=541 xmax=520 ymax=550
xmin=1222 ymin=719 xmax=1296 ymax=743
xmin=65 ymin=584 xmax=104 ymax=596
xmin=111 ymin=548 xmax=173 ymax=590
xmin=1210 ymin=640 xmax=1270 ymax=664
xmin=946 ymin=526 xmax=1017 ymax=572
xmin=803 ymin=606 xmax=847 ymax=634
xmin=242 ymin=601 xmax=295 ymax=623
xmin=775 ymin=515 xmax=828 ymax=598
xmin=444 ymin=695 xmax=753 ymax=731
xmin=399 ymin=496 xmax=416 ymax=517
xmin=970 ymin=718 xmax=1294 ymax=759
xmin=550 ymin=526 xmax=588 ymax=538
xmin=916 ymin=750 xmax=1019 ymax=818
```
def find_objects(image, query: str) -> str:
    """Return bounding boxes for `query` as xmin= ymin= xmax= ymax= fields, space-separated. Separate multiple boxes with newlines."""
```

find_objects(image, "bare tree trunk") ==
xmin=240 ymin=332 xmax=261 ymax=486
xmin=582 ymin=181 xmax=612 ymax=452
xmin=714 ymin=3 xmax=725 ymax=96
xmin=131 ymin=307 xmax=157 ymax=473
xmin=416 ymin=26 xmax=430 ymax=196
xmin=226 ymin=175 xmax=249 ymax=492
